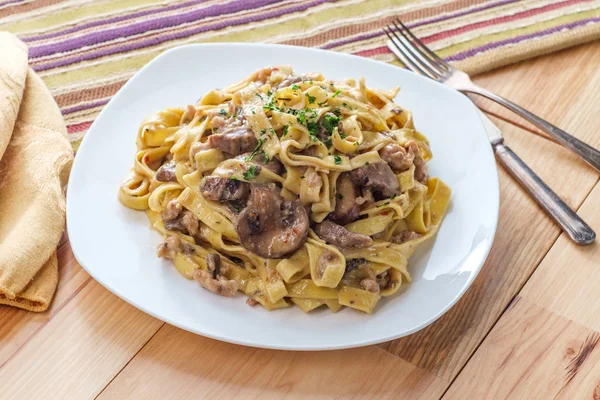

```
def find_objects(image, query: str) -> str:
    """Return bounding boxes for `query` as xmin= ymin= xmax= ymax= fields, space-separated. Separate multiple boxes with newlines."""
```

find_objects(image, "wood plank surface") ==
xmin=98 ymin=324 xmax=447 ymax=400
xmin=443 ymin=297 xmax=600 ymax=400
xmin=0 ymin=41 xmax=599 ymax=400
xmin=520 ymin=183 xmax=600 ymax=332
xmin=0 ymin=246 xmax=163 ymax=399
xmin=0 ymin=243 xmax=91 ymax=367
xmin=381 ymin=41 xmax=600 ymax=380
xmin=443 ymin=175 xmax=600 ymax=399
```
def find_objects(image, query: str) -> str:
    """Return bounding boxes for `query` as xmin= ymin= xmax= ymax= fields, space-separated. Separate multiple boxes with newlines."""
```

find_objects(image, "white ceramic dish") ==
xmin=67 ymin=43 xmax=499 ymax=350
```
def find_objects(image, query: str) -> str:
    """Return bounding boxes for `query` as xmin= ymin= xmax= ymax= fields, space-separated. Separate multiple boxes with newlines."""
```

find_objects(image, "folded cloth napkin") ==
xmin=0 ymin=32 xmax=73 ymax=312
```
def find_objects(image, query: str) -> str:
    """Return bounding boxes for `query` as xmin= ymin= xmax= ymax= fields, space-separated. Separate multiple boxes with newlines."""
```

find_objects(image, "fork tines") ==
xmin=384 ymin=19 xmax=451 ymax=81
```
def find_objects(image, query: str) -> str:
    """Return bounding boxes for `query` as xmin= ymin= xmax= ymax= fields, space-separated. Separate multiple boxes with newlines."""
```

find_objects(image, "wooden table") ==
xmin=2 ymin=41 xmax=599 ymax=400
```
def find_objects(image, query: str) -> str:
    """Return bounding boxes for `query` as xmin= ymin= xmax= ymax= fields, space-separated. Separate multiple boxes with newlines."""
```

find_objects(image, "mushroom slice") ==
xmin=234 ymin=184 xmax=309 ymax=259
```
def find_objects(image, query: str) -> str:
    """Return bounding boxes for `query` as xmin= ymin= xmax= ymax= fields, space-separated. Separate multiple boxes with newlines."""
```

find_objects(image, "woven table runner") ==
xmin=2 ymin=0 xmax=598 ymax=150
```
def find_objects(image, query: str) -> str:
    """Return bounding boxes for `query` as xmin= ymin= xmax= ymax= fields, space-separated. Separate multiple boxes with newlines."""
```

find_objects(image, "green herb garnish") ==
xmin=332 ymin=90 xmax=341 ymax=98
xmin=218 ymin=109 xmax=227 ymax=116
xmin=339 ymin=132 xmax=347 ymax=139
xmin=246 ymin=139 xmax=265 ymax=161
xmin=243 ymin=165 xmax=259 ymax=181
xmin=291 ymin=84 xmax=300 ymax=90
xmin=334 ymin=155 xmax=342 ymax=165
xmin=305 ymin=93 xmax=317 ymax=104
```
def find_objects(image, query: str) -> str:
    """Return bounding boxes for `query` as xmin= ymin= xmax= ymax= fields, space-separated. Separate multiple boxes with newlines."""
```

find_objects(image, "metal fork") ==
xmin=384 ymin=19 xmax=600 ymax=172
xmin=385 ymin=19 xmax=595 ymax=245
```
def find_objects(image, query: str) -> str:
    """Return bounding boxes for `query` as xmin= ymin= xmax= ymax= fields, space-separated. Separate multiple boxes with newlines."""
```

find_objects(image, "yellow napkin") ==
xmin=0 ymin=33 xmax=73 ymax=312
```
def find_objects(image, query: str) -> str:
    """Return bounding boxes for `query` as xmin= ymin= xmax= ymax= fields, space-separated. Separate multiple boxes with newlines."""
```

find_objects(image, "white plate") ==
xmin=67 ymin=43 xmax=499 ymax=350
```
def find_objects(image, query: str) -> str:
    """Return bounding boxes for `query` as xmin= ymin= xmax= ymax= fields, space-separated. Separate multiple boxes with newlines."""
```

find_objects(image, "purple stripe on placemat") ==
xmin=446 ymin=16 xmax=600 ymax=62
xmin=24 ymin=0 xmax=215 ymax=42
xmin=29 ymin=0 xmax=282 ymax=58
xmin=410 ymin=0 xmax=521 ymax=29
xmin=321 ymin=0 xmax=521 ymax=50
xmin=0 ymin=0 xmax=24 ymax=7
xmin=62 ymin=99 xmax=110 ymax=115
xmin=31 ymin=0 xmax=338 ymax=71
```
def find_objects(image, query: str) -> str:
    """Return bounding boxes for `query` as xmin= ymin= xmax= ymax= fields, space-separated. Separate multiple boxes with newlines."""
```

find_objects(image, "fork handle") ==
xmin=464 ymin=86 xmax=600 ymax=172
xmin=493 ymin=141 xmax=595 ymax=245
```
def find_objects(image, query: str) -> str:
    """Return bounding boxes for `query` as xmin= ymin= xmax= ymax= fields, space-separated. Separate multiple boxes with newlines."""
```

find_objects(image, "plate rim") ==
xmin=67 ymin=42 xmax=500 ymax=350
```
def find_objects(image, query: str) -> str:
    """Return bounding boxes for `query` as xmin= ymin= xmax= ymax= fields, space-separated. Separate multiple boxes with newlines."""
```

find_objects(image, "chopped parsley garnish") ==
xmin=231 ymin=176 xmax=238 ymax=181
xmin=297 ymin=112 xmax=306 ymax=124
xmin=255 ymin=93 xmax=263 ymax=100
xmin=218 ymin=109 xmax=227 ymax=116
xmin=232 ymin=205 xmax=242 ymax=213
xmin=342 ymin=102 xmax=348 ymax=107
xmin=269 ymin=128 xmax=275 ymax=135
xmin=263 ymin=153 xmax=269 ymax=163
xmin=339 ymin=132 xmax=347 ymax=139
xmin=291 ymin=84 xmax=300 ymax=90
xmin=322 ymin=114 xmax=340 ymax=133
xmin=365 ymin=162 xmax=370 ymax=166
xmin=324 ymin=138 xmax=332 ymax=148
xmin=243 ymin=165 xmax=259 ymax=180
xmin=267 ymin=90 xmax=273 ymax=96
xmin=282 ymin=125 xmax=289 ymax=136
xmin=251 ymin=109 xmax=256 ymax=114
xmin=332 ymin=90 xmax=341 ymax=98
xmin=309 ymin=81 xmax=313 ymax=84
xmin=246 ymin=138 xmax=265 ymax=161
xmin=317 ymin=100 xmax=328 ymax=107
xmin=334 ymin=155 xmax=342 ymax=165
xmin=259 ymin=129 xmax=266 ymax=136
xmin=305 ymin=93 xmax=317 ymax=104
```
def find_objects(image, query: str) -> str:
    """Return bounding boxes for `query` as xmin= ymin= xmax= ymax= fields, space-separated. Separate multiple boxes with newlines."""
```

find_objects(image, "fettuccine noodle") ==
xmin=119 ymin=66 xmax=451 ymax=314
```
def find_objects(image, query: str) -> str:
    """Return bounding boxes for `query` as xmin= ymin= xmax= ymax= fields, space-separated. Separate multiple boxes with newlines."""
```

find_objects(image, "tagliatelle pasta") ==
xmin=119 ymin=66 xmax=451 ymax=314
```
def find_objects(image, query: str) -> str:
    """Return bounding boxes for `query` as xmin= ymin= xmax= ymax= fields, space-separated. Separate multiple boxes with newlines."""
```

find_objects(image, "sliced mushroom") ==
xmin=328 ymin=172 xmax=360 ymax=225
xmin=313 ymin=220 xmax=373 ymax=249
xmin=234 ymin=184 xmax=309 ymax=258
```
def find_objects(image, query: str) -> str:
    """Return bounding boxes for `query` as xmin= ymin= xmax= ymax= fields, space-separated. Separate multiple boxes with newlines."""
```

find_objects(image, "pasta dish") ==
xmin=118 ymin=66 xmax=451 ymax=314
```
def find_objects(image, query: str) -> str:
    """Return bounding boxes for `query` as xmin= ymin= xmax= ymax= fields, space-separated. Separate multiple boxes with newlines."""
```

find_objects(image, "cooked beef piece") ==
xmin=163 ymin=210 xmax=198 ymax=235
xmin=390 ymin=230 xmax=422 ymax=244
xmin=207 ymin=126 xmax=258 ymax=155
xmin=349 ymin=162 xmax=399 ymax=200
xmin=313 ymin=220 xmax=373 ymax=249
xmin=234 ymin=184 xmax=309 ymax=258
xmin=155 ymin=161 xmax=177 ymax=182
xmin=404 ymin=140 xmax=429 ymax=183
xmin=276 ymin=75 xmax=303 ymax=89
xmin=162 ymin=200 xmax=182 ymax=221
xmin=200 ymin=176 xmax=251 ymax=203
xmin=156 ymin=236 xmax=194 ymax=259
xmin=378 ymin=143 xmax=413 ymax=173
xmin=328 ymin=172 xmax=360 ymax=225
xmin=345 ymin=258 xmax=367 ymax=274
xmin=360 ymin=278 xmax=380 ymax=294
xmin=194 ymin=269 xmax=239 ymax=297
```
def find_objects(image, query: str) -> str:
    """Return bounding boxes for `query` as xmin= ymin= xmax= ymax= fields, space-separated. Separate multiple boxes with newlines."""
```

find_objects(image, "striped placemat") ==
xmin=1 ymin=0 xmax=598 ymax=150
